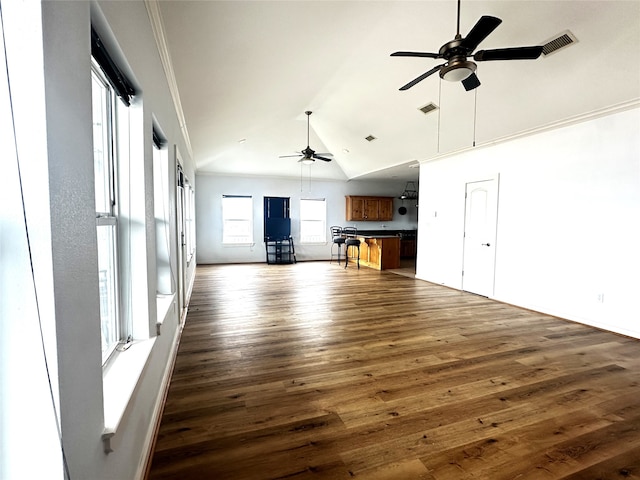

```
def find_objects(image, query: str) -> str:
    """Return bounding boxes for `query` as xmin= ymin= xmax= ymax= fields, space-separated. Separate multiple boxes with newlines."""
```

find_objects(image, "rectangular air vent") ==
xmin=542 ymin=30 xmax=578 ymax=56
xmin=365 ymin=135 xmax=377 ymax=142
xmin=419 ymin=102 xmax=438 ymax=115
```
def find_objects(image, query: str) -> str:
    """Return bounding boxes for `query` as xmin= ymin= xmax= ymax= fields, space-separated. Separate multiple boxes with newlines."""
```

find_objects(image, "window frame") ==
xmin=185 ymin=181 xmax=196 ymax=263
xmin=92 ymin=62 xmax=122 ymax=363
xmin=299 ymin=198 xmax=327 ymax=244
xmin=152 ymin=137 xmax=173 ymax=296
xmin=222 ymin=195 xmax=254 ymax=245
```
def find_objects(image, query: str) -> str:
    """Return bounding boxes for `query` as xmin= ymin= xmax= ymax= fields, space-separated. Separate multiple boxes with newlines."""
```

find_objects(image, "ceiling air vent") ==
xmin=365 ymin=135 xmax=377 ymax=142
xmin=419 ymin=102 xmax=438 ymax=115
xmin=542 ymin=30 xmax=578 ymax=56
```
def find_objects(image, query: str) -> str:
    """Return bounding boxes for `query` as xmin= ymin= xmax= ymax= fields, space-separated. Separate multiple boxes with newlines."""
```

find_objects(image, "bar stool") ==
xmin=342 ymin=227 xmax=360 ymax=269
xmin=330 ymin=226 xmax=345 ymax=264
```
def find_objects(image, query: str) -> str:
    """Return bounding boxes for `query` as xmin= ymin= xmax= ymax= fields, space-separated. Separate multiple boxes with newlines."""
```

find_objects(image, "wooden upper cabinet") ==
xmin=377 ymin=197 xmax=393 ymax=221
xmin=347 ymin=196 xmax=365 ymax=221
xmin=345 ymin=196 xmax=394 ymax=221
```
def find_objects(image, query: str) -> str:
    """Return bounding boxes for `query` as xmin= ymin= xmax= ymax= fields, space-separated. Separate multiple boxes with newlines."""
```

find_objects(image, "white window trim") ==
xmin=93 ymin=63 xmax=125 ymax=365
xmin=300 ymin=198 xmax=327 ymax=244
xmin=101 ymin=291 xmax=177 ymax=453
xmin=101 ymin=337 xmax=156 ymax=453
xmin=222 ymin=195 xmax=254 ymax=245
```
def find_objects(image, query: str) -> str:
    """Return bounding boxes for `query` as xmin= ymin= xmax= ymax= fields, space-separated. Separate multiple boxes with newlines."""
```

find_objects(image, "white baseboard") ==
xmin=134 ymin=323 xmax=183 ymax=480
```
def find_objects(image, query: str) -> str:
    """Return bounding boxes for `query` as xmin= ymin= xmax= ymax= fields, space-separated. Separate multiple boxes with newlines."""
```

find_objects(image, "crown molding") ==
xmin=144 ymin=0 xmax=193 ymax=160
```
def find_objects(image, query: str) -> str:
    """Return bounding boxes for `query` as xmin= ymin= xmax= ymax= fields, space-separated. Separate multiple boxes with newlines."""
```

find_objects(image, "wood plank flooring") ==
xmin=147 ymin=262 xmax=640 ymax=479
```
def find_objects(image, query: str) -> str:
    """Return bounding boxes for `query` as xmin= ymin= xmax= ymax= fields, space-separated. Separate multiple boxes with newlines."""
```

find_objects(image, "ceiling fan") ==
xmin=391 ymin=0 xmax=543 ymax=91
xmin=279 ymin=111 xmax=333 ymax=165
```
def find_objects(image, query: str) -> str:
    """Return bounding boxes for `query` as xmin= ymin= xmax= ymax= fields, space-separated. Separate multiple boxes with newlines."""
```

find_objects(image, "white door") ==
xmin=177 ymin=172 xmax=187 ymax=322
xmin=462 ymin=176 xmax=499 ymax=296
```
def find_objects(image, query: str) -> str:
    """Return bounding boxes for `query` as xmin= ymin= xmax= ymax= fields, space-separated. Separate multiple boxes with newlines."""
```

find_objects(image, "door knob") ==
xmin=482 ymin=243 xmax=491 ymax=247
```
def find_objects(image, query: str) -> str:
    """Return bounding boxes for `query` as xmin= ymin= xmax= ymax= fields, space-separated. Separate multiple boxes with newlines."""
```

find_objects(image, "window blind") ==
xmin=152 ymin=127 xmax=165 ymax=149
xmin=91 ymin=27 xmax=135 ymax=106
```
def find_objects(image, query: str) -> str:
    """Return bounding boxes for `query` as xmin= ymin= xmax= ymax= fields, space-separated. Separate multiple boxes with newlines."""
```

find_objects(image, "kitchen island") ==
xmin=346 ymin=235 xmax=401 ymax=270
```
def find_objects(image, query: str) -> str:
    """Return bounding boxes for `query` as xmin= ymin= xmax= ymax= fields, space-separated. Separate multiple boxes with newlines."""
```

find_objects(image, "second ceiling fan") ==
xmin=391 ymin=0 xmax=543 ymax=91
xmin=279 ymin=111 xmax=333 ymax=165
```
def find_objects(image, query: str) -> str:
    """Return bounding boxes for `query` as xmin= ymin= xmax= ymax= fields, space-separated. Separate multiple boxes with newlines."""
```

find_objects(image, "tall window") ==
xmin=92 ymin=64 xmax=121 ymax=362
xmin=222 ymin=195 xmax=253 ymax=244
xmin=91 ymin=27 xmax=135 ymax=364
xmin=300 ymin=198 xmax=326 ymax=243
xmin=153 ymin=134 xmax=173 ymax=295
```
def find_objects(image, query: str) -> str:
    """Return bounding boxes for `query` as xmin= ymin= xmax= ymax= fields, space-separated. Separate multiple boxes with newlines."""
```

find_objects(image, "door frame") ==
xmin=176 ymin=161 xmax=187 ymax=323
xmin=461 ymin=173 xmax=500 ymax=297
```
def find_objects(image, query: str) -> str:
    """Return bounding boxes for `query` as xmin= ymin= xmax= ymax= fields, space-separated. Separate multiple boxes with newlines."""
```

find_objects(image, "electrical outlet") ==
xmin=597 ymin=293 xmax=605 ymax=303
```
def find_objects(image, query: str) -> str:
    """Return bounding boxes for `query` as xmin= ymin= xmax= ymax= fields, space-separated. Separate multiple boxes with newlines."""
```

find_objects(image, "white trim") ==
xmin=143 ymin=0 xmax=193 ymax=159
xmin=133 ymin=318 xmax=183 ymax=480
xmin=420 ymin=99 xmax=640 ymax=166
xmin=155 ymin=293 xmax=176 ymax=336
xmin=102 ymin=337 xmax=156 ymax=453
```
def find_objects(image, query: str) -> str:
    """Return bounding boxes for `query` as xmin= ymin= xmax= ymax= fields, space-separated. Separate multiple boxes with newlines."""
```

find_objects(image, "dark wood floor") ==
xmin=147 ymin=261 xmax=640 ymax=479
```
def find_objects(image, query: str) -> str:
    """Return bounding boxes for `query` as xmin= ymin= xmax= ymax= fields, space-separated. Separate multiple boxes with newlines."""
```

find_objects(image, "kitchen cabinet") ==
xmin=345 ymin=196 xmax=394 ymax=221
xmin=400 ymin=239 xmax=416 ymax=258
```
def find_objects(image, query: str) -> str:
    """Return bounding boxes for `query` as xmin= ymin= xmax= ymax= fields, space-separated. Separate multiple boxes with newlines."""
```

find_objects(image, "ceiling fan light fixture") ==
xmin=300 ymin=157 xmax=314 ymax=165
xmin=440 ymin=60 xmax=476 ymax=82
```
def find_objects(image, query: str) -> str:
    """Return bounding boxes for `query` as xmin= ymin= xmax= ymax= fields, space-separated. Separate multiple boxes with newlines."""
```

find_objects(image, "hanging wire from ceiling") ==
xmin=300 ymin=161 xmax=312 ymax=194
xmin=473 ymin=86 xmax=478 ymax=147
xmin=437 ymin=77 xmax=443 ymax=153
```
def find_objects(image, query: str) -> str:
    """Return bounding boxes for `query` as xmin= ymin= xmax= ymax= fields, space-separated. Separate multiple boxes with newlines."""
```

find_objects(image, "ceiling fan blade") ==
xmin=459 ymin=16 xmax=502 ymax=52
xmin=461 ymin=72 xmax=481 ymax=91
xmin=474 ymin=46 xmax=543 ymax=61
xmin=399 ymin=64 xmax=445 ymax=91
xmin=314 ymin=152 xmax=333 ymax=157
xmin=391 ymin=51 xmax=440 ymax=59
xmin=313 ymin=155 xmax=332 ymax=162
xmin=279 ymin=154 xmax=303 ymax=158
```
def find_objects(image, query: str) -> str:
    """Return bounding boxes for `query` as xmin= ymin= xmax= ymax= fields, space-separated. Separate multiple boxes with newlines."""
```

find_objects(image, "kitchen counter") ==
xmin=356 ymin=229 xmax=417 ymax=238
xmin=359 ymin=235 xmax=399 ymax=239
xmin=356 ymin=230 xmax=417 ymax=259
xmin=346 ymin=235 xmax=401 ymax=270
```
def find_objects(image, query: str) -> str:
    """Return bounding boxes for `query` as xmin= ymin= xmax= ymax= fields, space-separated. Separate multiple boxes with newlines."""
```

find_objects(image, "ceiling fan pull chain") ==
xmin=437 ymin=77 xmax=442 ymax=154
xmin=473 ymin=87 xmax=477 ymax=147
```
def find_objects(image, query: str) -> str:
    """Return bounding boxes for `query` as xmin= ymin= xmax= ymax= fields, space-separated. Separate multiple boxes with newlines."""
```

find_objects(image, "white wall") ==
xmin=1 ymin=2 xmax=64 ymax=478
xmin=1 ymin=1 xmax=197 ymax=479
xmin=417 ymin=106 xmax=640 ymax=338
xmin=196 ymin=174 xmax=418 ymax=264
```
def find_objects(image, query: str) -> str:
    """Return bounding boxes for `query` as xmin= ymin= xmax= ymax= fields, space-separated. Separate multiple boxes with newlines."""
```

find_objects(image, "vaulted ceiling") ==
xmin=156 ymin=1 xmax=640 ymax=182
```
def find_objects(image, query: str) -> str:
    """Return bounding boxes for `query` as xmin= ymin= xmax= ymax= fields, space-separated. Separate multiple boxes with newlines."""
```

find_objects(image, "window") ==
xmin=91 ymin=26 xmax=137 ymax=365
xmin=92 ymin=64 xmax=122 ymax=362
xmin=222 ymin=195 xmax=253 ymax=244
xmin=300 ymin=198 xmax=326 ymax=243
xmin=152 ymin=134 xmax=173 ymax=295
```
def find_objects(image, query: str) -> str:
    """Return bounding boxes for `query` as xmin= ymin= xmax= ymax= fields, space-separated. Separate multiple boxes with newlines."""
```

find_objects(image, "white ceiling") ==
xmin=157 ymin=1 xmax=640 ymax=182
